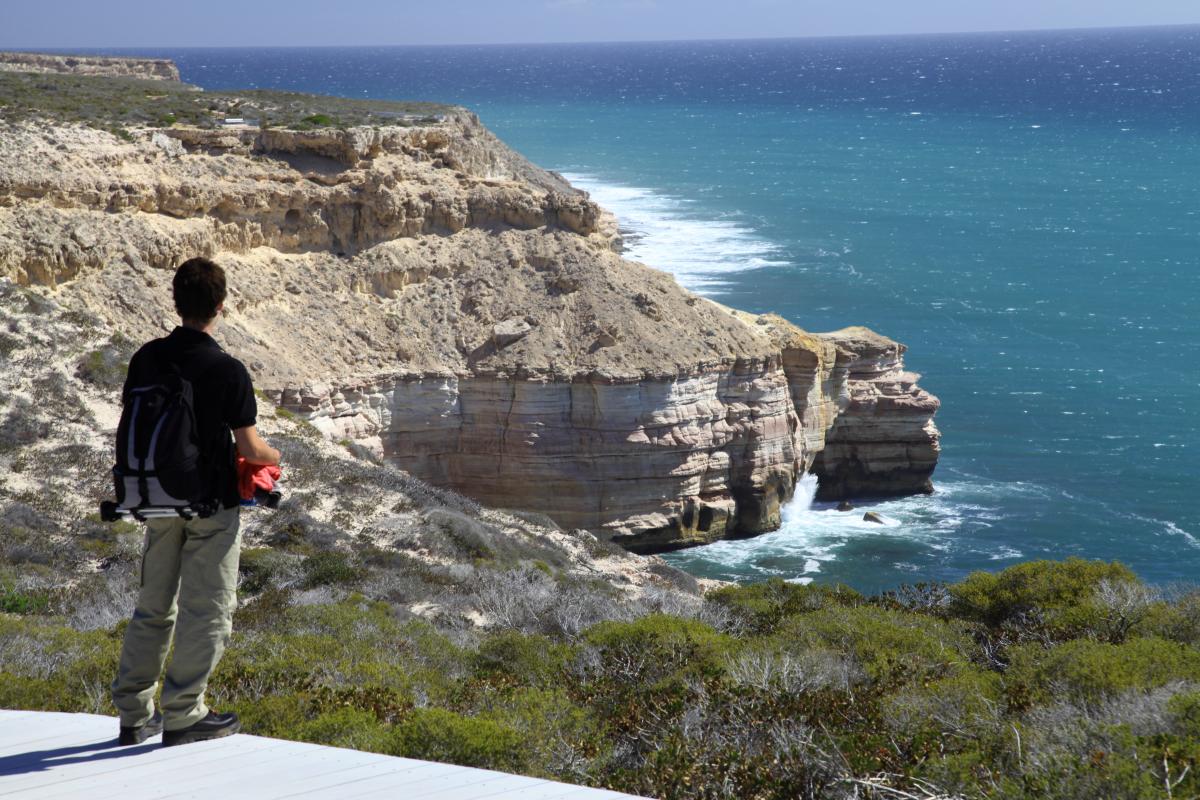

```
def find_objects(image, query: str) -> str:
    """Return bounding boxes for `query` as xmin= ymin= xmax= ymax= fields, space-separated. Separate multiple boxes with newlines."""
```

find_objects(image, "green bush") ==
xmin=776 ymin=605 xmax=973 ymax=686
xmin=300 ymin=551 xmax=363 ymax=588
xmin=584 ymin=614 xmax=735 ymax=684
xmin=389 ymin=708 xmax=527 ymax=772
xmin=473 ymin=631 xmax=573 ymax=687
xmin=949 ymin=558 xmax=1137 ymax=630
xmin=707 ymin=578 xmax=863 ymax=633
xmin=291 ymin=707 xmax=390 ymax=753
xmin=1169 ymin=689 xmax=1200 ymax=736
xmin=0 ymin=585 xmax=52 ymax=615
xmin=76 ymin=334 xmax=134 ymax=388
xmin=884 ymin=667 xmax=1002 ymax=744
xmin=238 ymin=547 xmax=297 ymax=594
xmin=1005 ymin=636 xmax=1200 ymax=707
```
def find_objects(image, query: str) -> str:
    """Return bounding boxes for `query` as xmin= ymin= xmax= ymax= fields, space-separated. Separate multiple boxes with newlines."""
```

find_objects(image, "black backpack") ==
xmin=111 ymin=344 xmax=214 ymax=519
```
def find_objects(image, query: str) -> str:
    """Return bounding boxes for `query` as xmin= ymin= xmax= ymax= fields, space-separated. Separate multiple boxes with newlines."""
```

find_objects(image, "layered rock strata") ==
xmin=0 ymin=71 xmax=940 ymax=552
xmin=811 ymin=328 xmax=941 ymax=500
xmin=0 ymin=52 xmax=180 ymax=81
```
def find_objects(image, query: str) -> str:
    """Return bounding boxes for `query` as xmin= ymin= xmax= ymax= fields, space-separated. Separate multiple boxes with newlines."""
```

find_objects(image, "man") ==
xmin=111 ymin=257 xmax=280 ymax=747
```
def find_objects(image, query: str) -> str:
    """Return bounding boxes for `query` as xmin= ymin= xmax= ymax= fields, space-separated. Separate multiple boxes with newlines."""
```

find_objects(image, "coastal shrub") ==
xmin=1168 ymin=689 xmax=1200 ymax=736
xmin=388 ymin=707 xmax=527 ymax=772
xmin=238 ymin=547 xmax=288 ymax=594
xmin=425 ymin=508 xmax=495 ymax=560
xmin=583 ymin=614 xmax=734 ymax=685
xmin=949 ymin=557 xmax=1138 ymax=633
xmin=0 ymin=331 xmax=19 ymax=359
xmin=488 ymin=687 xmax=597 ymax=780
xmin=227 ymin=692 xmax=310 ymax=738
xmin=76 ymin=334 xmax=134 ymax=388
xmin=707 ymin=577 xmax=863 ymax=634
xmin=774 ymin=605 xmax=973 ymax=686
xmin=0 ymin=618 xmax=119 ymax=712
xmin=61 ymin=566 xmax=137 ymax=631
xmin=0 ymin=584 xmax=52 ymax=615
xmin=884 ymin=667 xmax=1003 ymax=743
xmin=462 ymin=565 xmax=626 ymax=635
xmin=725 ymin=645 xmax=861 ymax=693
xmin=1142 ymin=587 xmax=1200 ymax=645
xmin=300 ymin=551 xmax=363 ymax=588
xmin=0 ymin=526 xmax=49 ymax=567
xmin=1005 ymin=637 xmax=1200 ymax=708
xmin=290 ymin=707 xmax=390 ymax=753
xmin=473 ymin=630 xmax=574 ymax=687
xmin=76 ymin=515 xmax=141 ymax=562
xmin=0 ymin=397 xmax=49 ymax=451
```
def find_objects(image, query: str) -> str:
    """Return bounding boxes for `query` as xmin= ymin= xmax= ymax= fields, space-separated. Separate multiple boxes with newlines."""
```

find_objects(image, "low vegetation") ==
xmin=3 ymin=548 xmax=1198 ymax=799
xmin=0 ymin=70 xmax=454 ymax=130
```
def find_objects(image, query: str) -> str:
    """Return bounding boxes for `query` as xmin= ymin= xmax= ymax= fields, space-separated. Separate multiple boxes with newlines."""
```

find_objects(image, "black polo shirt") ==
xmin=123 ymin=326 xmax=257 ymax=510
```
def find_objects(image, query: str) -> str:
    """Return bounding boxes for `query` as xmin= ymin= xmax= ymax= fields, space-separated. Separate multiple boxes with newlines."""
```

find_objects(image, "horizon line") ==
xmin=4 ymin=21 xmax=1198 ymax=52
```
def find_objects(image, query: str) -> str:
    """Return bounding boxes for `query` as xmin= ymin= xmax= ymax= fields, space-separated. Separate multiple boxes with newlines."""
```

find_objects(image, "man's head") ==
xmin=173 ymin=257 xmax=226 ymax=328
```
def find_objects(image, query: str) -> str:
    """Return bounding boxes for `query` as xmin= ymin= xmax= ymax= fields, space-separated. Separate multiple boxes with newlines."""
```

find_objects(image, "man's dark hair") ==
xmin=173 ymin=257 xmax=227 ymax=323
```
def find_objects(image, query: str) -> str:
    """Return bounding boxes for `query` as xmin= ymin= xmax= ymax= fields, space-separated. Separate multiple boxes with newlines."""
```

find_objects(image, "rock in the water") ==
xmin=863 ymin=511 xmax=886 ymax=524
xmin=837 ymin=500 xmax=855 ymax=512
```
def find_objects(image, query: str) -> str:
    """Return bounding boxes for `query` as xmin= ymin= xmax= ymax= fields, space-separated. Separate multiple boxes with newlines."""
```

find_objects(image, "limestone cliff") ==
xmin=0 ymin=52 xmax=180 ymax=81
xmin=809 ymin=328 xmax=941 ymax=499
xmin=0 ymin=70 xmax=939 ymax=553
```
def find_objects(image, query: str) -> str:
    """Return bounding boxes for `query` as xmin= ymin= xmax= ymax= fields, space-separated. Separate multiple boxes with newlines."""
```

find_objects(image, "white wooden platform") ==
xmin=0 ymin=710 xmax=650 ymax=799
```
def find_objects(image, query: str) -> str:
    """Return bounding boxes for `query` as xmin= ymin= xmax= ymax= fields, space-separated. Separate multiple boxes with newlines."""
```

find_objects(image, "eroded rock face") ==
xmin=0 ymin=52 xmax=180 ymax=81
xmin=811 ymin=327 xmax=941 ymax=500
xmin=283 ymin=357 xmax=803 ymax=553
xmin=0 ymin=96 xmax=940 ymax=552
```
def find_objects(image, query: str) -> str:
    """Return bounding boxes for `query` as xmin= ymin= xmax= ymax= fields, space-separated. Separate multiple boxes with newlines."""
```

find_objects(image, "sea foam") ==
xmin=561 ymin=173 xmax=787 ymax=292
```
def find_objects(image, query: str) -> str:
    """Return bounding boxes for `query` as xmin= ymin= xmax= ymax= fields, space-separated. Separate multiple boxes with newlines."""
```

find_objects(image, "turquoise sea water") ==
xmin=95 ymin=28 xmax=1200 ymax=591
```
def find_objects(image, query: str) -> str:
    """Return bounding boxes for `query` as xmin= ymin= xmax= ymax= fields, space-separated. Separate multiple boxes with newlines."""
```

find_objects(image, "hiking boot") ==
xmin=162 ymin=711 xmax=240 ymax=747
xmin=118 ymin=711 xmax=163 ymax=746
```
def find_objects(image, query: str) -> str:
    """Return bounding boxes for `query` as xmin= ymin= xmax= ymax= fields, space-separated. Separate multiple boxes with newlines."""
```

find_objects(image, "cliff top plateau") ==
xmin=0 ymin=51 xmax=180 ymax=81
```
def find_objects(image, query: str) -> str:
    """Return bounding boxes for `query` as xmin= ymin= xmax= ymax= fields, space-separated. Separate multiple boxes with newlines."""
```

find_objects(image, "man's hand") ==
xmin=233 ymin=425 xmax=281 ymax=466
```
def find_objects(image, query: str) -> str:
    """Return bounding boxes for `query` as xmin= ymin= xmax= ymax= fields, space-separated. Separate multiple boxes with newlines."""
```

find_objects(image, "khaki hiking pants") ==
xmin=111 ymin=506 xmax=241 ymax=732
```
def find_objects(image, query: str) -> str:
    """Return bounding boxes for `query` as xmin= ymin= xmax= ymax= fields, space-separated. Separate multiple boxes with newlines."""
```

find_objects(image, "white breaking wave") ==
xmin=667 ymin=477 xmax=1036 ymax=583
xmin=561 ymin=172 xmax=788 ymax=292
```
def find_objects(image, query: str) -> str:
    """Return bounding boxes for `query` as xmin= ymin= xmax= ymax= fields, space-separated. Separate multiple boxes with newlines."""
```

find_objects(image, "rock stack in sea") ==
xmin=0 ymin=59 xmax=940 ymax=552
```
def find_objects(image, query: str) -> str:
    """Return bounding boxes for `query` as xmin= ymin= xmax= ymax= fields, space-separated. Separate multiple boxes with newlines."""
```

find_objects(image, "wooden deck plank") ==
xmin=0 ymin=717 xmax=112 ymax=758
xmin=445 ymin=782 xmax=636 ymax=800
xmin=152 ymin=740 xmax=424 ymax=800
xmin=358 ymin=777 xmax=608 ymax=800
xmin=35 ymin=738 xmax=298 ymax=800
xmin=287 ymin=765 xmax=535 ymax=799
xmin=354 ymin=769 xmax=557 ymax=799
xmin=0 ymin=711 xmax=651 ymax=800
xmin=269 ymin=759 xmax=452 ymax=799
xmin=276 ymin=759 xmax=469 ymax=798
xmin=0 ymin=736 xmax=280 ymax=796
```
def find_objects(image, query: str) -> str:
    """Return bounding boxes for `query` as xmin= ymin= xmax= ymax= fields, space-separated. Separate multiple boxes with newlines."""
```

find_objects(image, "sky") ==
xmin=1 ymin=0 xmax=1198 ymax=48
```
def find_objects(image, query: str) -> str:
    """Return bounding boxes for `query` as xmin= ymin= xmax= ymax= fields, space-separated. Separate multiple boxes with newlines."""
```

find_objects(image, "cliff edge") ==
xmin=0 ymin=65 xmax=939 ymax=552
xmin=0 ymin=51 xmax=180 ymax=81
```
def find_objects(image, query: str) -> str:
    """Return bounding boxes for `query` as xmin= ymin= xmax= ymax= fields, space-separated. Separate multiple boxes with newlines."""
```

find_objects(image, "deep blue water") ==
xmin=85 ymin=28 xmax=1200 ymax=591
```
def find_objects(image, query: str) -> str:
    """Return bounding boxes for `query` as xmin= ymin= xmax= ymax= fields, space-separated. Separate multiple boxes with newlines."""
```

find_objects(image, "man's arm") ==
xmin=233 ymin=425 xmax=281 ymax=466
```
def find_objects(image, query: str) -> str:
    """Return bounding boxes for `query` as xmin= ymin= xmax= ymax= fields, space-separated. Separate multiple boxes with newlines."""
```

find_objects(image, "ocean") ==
xmin=89 ymin=27 xmax=1200 ymax=592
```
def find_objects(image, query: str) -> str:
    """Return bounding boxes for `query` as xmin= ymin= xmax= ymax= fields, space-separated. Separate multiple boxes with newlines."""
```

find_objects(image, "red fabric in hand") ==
xmin=236 ymin=456 xmax=282 ymax=501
